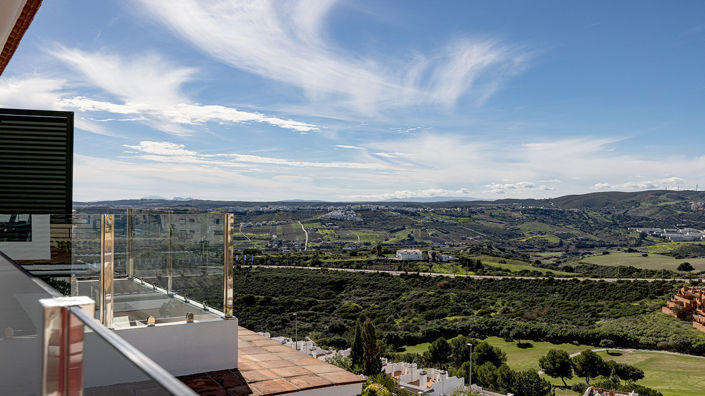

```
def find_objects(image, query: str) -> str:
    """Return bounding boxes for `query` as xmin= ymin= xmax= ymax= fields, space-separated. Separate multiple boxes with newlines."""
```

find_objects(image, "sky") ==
xmin=1 ymin=0 xmax=704 ymax=202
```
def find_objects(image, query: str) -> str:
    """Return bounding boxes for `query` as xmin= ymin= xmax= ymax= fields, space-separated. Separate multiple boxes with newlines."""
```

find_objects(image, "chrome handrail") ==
xmin=68 ymin=306 xmax=196 ymax=396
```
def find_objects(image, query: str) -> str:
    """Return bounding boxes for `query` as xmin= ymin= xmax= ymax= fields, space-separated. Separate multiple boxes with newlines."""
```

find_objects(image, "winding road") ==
xmin=244 ymin=264 xmax=688 ymax=283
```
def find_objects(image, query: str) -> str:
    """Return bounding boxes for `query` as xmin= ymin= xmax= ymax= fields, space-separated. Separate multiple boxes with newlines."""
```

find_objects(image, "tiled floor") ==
xmin=180 ymin=326 xmax=364 ymax=395
xmin=237 ymin=327 xmax=364 ymax=395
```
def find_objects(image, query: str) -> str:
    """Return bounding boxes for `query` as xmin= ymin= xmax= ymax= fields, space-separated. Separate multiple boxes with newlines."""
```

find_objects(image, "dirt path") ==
xmin=297 ymin=221 xmax=308 ymax=250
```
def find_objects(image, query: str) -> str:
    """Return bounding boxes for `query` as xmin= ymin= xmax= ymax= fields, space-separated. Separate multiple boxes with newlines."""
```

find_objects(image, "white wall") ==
xmin=83 ymin=318 xmax=239 ymax=388
xmin=0 ymin=215 xmax=50 ymax=260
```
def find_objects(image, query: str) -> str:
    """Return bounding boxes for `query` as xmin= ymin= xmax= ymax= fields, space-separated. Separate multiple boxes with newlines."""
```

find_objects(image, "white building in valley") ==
xmin=384 ymin=362 xmax=465 ymax=395
xmin=396 ymin=249 xmax=426 ymax=261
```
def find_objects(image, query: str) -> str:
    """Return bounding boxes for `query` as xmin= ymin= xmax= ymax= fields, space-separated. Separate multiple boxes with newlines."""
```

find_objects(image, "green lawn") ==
xmin=641 ymin=241 xmax=705 ymax=255
xmin=402 ymin=342 xmax=430 ymax=354
xmin=472 ymin=255 xmax=574 ymax=276
xmin=593 ymin=350 xmax=705 ymax=396
xmin=483 ymin=337 xmax=591 ymax=371
xmin=402 ymin=336 xmax=705 ymax=396
xmin=582 ymin=252 xmax=705 ymax=272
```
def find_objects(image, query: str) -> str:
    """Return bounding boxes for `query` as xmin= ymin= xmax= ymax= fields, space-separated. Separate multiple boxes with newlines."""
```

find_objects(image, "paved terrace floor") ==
xmin=179 ymin=326 xmax=364 ymax=395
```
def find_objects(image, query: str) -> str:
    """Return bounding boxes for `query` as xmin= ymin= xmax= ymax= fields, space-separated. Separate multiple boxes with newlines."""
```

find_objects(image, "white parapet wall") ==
xmin=83 ymin=317 xmax=238 ymax=388
xmin=284 ymin=383 xmax=363 ymax=396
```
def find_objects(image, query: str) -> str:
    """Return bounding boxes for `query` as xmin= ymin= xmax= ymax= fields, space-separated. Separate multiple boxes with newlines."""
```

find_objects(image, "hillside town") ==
xmin=628 ymin=227 xmax=705 ymax=242
xmin=662 ymin=285 xmax=705 ymax=333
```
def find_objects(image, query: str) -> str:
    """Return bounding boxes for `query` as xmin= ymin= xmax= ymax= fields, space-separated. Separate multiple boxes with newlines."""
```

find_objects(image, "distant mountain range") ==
xmin=75 ymin=189 xmax=705 ymax=215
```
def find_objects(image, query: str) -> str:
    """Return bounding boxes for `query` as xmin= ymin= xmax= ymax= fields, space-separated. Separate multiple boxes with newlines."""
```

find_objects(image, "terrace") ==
xmin=0 ymin=211 xmax=364 ymax=395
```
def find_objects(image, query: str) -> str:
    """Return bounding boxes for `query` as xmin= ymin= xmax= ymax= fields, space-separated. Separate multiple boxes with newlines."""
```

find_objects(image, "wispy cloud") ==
xmin=135 ymin=0 xmax=530 ymax=114
xmin=594 ymin=177 xmax=687 ymax=191
xmin=51 ymin=47 xmax=318 ymax=134
xmin=125 ymin=141 xmax=389 ymax=170
xmin=352 ymin=188 xmax=474 ymax=201
xmin=0 ymin=49 xmax=318 ymax=135
xmin=334 ymin=145 xmax=365 ymax=150
xmin=483 ymin=181 xmax=554 ymax=194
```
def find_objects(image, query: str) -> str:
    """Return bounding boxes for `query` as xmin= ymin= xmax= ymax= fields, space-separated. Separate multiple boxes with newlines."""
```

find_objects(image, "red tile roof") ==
xmin=0 ymin=0 xmax=42 ymax=76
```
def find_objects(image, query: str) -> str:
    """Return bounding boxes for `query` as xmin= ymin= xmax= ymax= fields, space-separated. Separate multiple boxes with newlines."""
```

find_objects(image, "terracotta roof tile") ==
xmin=0 ymin=0 xmax=42 ymax=76
xmin=249 ymin=379 xmax=298 ymax=395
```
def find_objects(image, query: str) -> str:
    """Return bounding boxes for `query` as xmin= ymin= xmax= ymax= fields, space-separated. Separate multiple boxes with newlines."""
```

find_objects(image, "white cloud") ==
xmin=70 ymin=133 xmax=705 ymax=201
xmin=353 ymin=188 xmax=474 ymax=201
xmin=125 ymin=140 xmax=389 ymax=170
xmin=334 ymin=145 xmax=365 ymax=150
xmin=52 ymin=47 xmax=318 ymax=134
xmin=483 ymin=182 xmax=554 ymax=194
xmin=0 ymin=49 xmax=319 ymax=135
xmin=593 ymin=177 xmax=686 ymax=191
xmin=135 ymin=0 xmax=529 ymax=114
xmin=124 ymin=141 xmax=196 ymax=156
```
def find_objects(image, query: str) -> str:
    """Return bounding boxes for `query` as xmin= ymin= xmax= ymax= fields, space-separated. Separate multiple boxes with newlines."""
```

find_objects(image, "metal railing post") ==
xmin=40 ymin=296 xmax=95 ymax=396
xmin=127 ymin=208 xmax=134 ymax=278
xmin=223 ymin=213 xmax=234 ymax=318
xmin=167 ymin=211 xmax=173 ymax=296
xmin=100 ymin=214 xmax=114 ymax=328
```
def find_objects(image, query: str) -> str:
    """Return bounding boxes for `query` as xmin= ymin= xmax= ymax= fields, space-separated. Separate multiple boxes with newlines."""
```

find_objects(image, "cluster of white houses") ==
xmin=382 ymin=361 xmax=465 ymax=395
xmin=257 ymin=332 xmax=352 ymax=361
xmin=628 ymin=227 xmax=705 ymax=242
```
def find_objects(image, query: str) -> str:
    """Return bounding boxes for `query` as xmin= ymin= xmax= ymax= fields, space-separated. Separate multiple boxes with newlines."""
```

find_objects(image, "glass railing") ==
xmin=0 ymin=211 xmax=234 ymax=329
xmin=0 ymin=251 xmax=194 ymax=395
xmin=0 ymin=251 xmax=59 ymax=395
xmin=69 ymin=305 xmax=196 ymax=395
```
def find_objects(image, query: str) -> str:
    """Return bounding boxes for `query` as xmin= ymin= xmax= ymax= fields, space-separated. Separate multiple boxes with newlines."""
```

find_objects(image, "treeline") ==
xmin=219 ymin=268 xmax=705 ymax=357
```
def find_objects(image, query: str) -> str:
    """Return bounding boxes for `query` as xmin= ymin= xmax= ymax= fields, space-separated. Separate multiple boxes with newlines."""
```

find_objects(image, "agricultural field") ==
xmin=581 ymin=252 xmax=705 ymax=272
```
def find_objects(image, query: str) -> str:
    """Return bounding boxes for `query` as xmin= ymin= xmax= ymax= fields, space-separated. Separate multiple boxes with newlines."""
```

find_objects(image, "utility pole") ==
xmin=294 ymin=312 xmax=298 ymax=351
xmin=467 ymin=343 xmax=473 ymax=389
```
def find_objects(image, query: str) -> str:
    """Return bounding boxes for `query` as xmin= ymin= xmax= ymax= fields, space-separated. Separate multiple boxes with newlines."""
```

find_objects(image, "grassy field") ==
xmin=640 ymin=241 xmax=705 ymax=254
xmin=593 ymin=350 xmax=705 ymax=396
xmin=402 ymin=336 xmax=705 ymax=396
xmin=473 ymin=255 xmax=574 ymax=276
xmin=581 ymin=251 xmax=705 ymax=272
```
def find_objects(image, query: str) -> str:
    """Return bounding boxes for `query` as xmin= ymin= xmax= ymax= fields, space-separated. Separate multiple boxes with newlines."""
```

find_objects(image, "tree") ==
xmin=496 ymin=364 xmax=516 ymax=393
xmin=427 ymin=337 xmax=451 ymax=366
xmin=350 ymin=318 xmax=364 ymax=370
xmin=510 ymin=328 xmax=526 ymax=345
xmin=539 ymin=349 xmax=573 ymax=386
xmin=362 ymin=373 xmax=400 ymax=396
xmin=449 ymin=335 xmax=474 ymax=367
xmin=375 ymin=243 xmax=383 ymax=257
xmin=512 ymin=370 xmax=553 ymax=396
xmin=599 ymin=339 xmax=615 ymax=354
xmin=473 ymin=342 xmax=507 ymax=367
xmin=604 ymin=360 xmax=644 ymax=382
xmin=572 ymin=349 xmax=605 ymax=385
xmin=475 ymin=362 xmax=498 ymax=389
xmin=362 ymin=319 xmax=382 ymax=375
xmin=678 ymin=262 xmax=694 ymax=272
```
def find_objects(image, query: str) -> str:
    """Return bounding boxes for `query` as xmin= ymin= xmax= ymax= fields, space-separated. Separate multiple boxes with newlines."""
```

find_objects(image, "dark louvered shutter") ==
xmin=0 ymin=108 xmax=73 ymax=214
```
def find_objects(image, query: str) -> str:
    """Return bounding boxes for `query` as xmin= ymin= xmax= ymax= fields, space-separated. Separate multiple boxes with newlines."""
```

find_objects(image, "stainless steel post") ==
xmin=40 ymin=296 xmax=95 ymax=396
xmin=223 ymin=213 xmax=234 ymax=318
xmin=127 ymin=208 xmax=134 ymax=278
xmin=100 ymin=214 xmax=114 ymax=328
xmin=167 ymin=211 xmax=173 ymax=296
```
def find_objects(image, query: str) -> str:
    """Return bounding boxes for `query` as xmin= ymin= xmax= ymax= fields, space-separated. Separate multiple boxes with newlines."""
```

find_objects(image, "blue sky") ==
xmin=1 ymin=0 xmax=704 ymax=201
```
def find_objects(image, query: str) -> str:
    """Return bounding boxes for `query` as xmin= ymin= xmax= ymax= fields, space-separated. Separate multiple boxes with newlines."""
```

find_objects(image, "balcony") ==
xmin=0 ymin=211 xmax=363 ymax=395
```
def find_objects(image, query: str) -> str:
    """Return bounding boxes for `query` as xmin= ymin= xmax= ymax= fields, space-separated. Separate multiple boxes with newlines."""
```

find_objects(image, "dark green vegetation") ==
xmin=215 ymin=268 xmax=705 ymax=356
